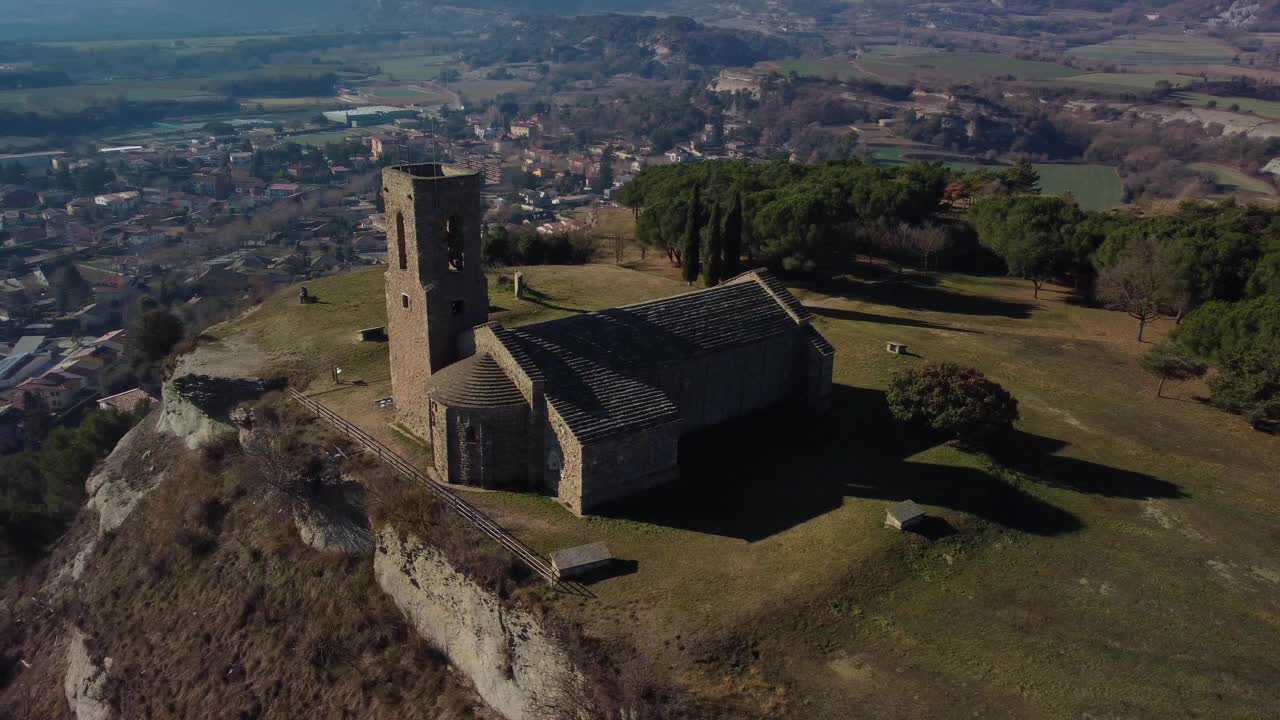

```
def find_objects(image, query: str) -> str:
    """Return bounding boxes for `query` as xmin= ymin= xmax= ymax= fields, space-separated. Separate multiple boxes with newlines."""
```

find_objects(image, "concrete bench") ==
xmin=886 ymin=341 xmax=908 ymax=355
xmin=551 ymin=542 xmax=613 ymax=579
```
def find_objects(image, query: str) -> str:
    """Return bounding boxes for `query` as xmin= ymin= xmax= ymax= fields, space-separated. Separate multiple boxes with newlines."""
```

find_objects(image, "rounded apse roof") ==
xmin=425 ymin=352 xmax=526 ymax=409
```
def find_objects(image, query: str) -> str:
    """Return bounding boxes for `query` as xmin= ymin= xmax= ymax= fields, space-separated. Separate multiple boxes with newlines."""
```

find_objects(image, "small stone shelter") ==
xmin=383 ymin=163 xmax=835 ymax=515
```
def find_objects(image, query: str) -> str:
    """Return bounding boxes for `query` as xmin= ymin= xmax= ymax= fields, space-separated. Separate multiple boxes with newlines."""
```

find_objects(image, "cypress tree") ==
xmin=703 ymin=202 xmax=724 ymax=287
xmin=681 ymin=185 xmax=702 ymax=285
xmin=722 ymin=189 xmax=743 ymax=278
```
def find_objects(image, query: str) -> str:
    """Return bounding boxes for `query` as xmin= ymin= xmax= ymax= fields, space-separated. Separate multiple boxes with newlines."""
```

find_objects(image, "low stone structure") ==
xmin=383 ymin=163 xmax=835 ymax=515
xmin=886 ymin=500 xmax=926 ymax=530
xmin=551 ymin=542 xmax=613 ymax=579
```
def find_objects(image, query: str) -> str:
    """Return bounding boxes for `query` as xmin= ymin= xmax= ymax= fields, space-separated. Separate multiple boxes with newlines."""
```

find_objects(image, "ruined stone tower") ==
xmin=383 ymin=163 xmax=489 ymax=437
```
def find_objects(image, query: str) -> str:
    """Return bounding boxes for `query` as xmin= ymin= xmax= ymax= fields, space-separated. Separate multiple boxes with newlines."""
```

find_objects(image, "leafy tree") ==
xmin=1097 ymin=236 xmax=1177 ymax=342
xmin=970 ymin=196 xmax=1080 ymax=298
xmin=1140 ymin=342 xmax=1207 ymax=398
xmin=1002 ymin=159 xmax=1040 ymax=194
xmin=702 ymin=202 xmax=724 ymax=287
xmin=722 ymin=189 xmax=743 ymax=278
xmin=1209 ymin=348 xmax=1280 ymax=430
xmin=131 ymin=308 xmax=185 ymax=363
xmin=681 ymin=185 xmax=703 ymax=285
xmin=887 ymin=362 xmax=1020 ymax=445
xmin=1173 ymin=295 xmax=1280 ymax=363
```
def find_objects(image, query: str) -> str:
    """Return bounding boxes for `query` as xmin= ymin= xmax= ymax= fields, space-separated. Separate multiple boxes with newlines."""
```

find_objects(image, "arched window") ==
xmin=445 ymin=214 xmax=464 ymax=272
xmin=396 ymin=212 xmax=407 ymax=270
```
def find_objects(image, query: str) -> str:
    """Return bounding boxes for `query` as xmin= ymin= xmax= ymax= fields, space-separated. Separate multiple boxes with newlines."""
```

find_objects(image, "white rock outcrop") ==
xmin=374 ymin=528 xmax=575 ymax=720
xmin=155 ymin=336 xmax=278 ymax=449
xmin=64 ymin=629 xmax=113 ymax=720
xmin=67 ymin=417 xmax=168 ymax=581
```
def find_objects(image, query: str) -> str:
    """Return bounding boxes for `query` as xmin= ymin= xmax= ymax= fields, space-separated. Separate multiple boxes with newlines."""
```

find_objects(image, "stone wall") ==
xmin=373 ymin=527 xmax=575 ymax=720
xmin=442 ymin=403 xmax=529 ymax=489
xmin=577 ymin=422 xmax=680 ymax=513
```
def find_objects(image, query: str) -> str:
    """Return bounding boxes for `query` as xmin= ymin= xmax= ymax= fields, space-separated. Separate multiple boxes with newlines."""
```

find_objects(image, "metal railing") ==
xmin=287 ymin=388 xmax=580 ymax=592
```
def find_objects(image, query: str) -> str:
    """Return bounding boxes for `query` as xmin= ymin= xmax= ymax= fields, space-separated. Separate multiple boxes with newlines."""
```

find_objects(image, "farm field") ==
xmin=1060 ymin=72 xmax=1197 ymax=89
xmin=868 ymin=147 xmax=1125 ymax=211
xmin=0 ymin=136 xmax=50 ymax=150
xmin=255 ymin=262 xmax=1280 ymax=719
xmin=1189 ymin=162 xmax=1278 ymax=200
xmin=858 ymin=51 xmax=1076 ymax=83
xmin=372 ymin=56 xmax=451 ymax=82
xmin=1067 ymin=33 xmax=1237 ymax=65
xmin=770 ymin=51 xmax=1074 ymax=85
xmin=1177 ymin=92 xmax=1280 ymax=120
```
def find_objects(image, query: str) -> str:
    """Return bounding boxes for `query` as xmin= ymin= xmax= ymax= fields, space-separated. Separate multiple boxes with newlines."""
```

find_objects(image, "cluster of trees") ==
xmin=887 ymin=363 xmax=1020 ymax=445
xmin=463 ymin=14 xmax=796 ymax=70
xmin=971 ymin=194 xmax=1280 ymax=429
xmin=481 ymin=226 xmax=598 ymax=267
xmin=0 ymin=405 xmax=144 ymax=561
xmin=620 ymin=159 xmax=950 ymax=275
xmin=208 ymin=72 xmax=337 ymax=99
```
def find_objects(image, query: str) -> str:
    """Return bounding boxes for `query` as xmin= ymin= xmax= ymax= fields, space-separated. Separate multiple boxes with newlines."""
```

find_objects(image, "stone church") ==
xmin=383 ymin=163 xmax=835 ymax=515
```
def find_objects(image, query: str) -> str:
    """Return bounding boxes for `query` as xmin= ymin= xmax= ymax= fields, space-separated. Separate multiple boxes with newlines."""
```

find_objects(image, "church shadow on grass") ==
xmin=595 ymin=385 xmax=1180 ymax=542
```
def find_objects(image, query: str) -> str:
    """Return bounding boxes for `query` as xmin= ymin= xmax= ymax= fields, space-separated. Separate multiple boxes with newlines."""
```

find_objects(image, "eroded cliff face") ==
xmin=374 ymin=527 xmax=576 ymax=720
xmin=155 ymin=336 xmax=282 ymax=449
xmin=63 ymin=629 xmax=113 ymax=720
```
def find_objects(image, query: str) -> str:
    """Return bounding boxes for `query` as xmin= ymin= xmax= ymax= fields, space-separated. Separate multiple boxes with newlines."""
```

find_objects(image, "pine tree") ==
xmin=703 ymin=202 xmax=724 ymax=287
xmin=722 ymin=189 xmax=743 ymax=278
xmin=681 ymin=185 xmax=702 ymax=285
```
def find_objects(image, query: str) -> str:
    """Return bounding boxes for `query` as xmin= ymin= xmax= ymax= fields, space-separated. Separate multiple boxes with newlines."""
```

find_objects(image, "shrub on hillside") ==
xmin=483 ymin=226 xmax=597 ymax=267
xmin=886 ymin=362 xmax=1019 ymax=444
xmin=1208 ymin=348 xmax=1280 ymax=431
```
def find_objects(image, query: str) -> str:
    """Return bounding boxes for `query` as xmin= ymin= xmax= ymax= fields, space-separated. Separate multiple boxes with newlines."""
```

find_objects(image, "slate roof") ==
xmin=425 ymin=352 xmax=525 ymax=408
xmin=490 ymin=270 xmax=822 ymax=444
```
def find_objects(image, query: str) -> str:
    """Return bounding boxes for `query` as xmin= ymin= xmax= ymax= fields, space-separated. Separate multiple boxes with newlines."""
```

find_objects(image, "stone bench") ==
xmin=885 ymin=500 xmax=926 ymax=530
xmin=551 ymin=542 xmax=613 ymax=579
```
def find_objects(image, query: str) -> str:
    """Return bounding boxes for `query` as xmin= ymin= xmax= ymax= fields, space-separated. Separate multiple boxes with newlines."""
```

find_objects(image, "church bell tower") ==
xmin=382 ymin=163 xmax=489 ymax=436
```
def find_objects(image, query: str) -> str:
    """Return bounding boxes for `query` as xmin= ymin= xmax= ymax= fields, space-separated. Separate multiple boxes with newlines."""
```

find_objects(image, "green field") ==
xmin=1061 ymin=72 xmax=1197 ymax=89
xmin=0 ymin=136 xmax=49 ymax=151
xmin=1177 ymin=93 xmax=1280 ymax=120
xmin=771 ymin=51 xmax=1074 ymax=85
xmin=869 ymin=147 xmax=1124 ymax=211
xmin=859 ymin=51 xmax=1076 ymax=83
xmin=1036 ymin=163 xmax=1126 ymax=211
xmin=373 ymin=56 xmax=451 ymax=82
xmin=1067 ymin=34 xmax=1237 ymax=65
xmin=250 ymin=262 xmax=1280 ymax=718
xmin=1189 ymin=162 xmax=1278 ymax=198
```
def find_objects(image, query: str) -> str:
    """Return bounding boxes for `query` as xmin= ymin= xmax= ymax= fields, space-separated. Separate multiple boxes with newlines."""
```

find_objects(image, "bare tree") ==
xmin=905 ymin=222 xmax=952 ymax=272
xmin=1097 ymin=236 xmax=1176 ymax=342
xmin=240 ymin=418 xmax=332 ymax=504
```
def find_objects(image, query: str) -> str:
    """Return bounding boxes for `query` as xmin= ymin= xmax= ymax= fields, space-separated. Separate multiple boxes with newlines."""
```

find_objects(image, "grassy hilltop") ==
xmin=226 ymin=258 xmax=1280 ymax=718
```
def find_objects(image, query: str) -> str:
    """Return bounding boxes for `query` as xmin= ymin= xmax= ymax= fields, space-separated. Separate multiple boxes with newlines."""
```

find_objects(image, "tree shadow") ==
xmin=595 ymin=385 xmax=1084 ymax=541
xmin=820 ymin=277 xmax=1034 ymax=319
xmin=522 ymin=288 xmax=589 ymax=314
xmin=809 ymin=305 xmax=982 ymax=334
xmin=989 ymin=431 xmax=1185 ymax=500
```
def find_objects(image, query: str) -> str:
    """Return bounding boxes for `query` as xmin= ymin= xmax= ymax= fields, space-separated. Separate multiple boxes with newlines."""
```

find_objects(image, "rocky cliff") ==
xmin=374 ymin=527 xmax=577 ymax=720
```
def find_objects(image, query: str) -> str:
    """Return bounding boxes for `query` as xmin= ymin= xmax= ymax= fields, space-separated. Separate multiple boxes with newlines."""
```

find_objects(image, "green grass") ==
xmin=1035 ymin=163 xmax=1125 ymax=211
xmin=1061 ymin=72 xmax=1197 ymax=89
xmin=1067 ymin=34 xmax=1238 ymax=65
xmin=769 ymin=59 xmax=871 ymax=81
xmin=1189 ymin=162 xmax=1277 ymax=197
xmin=373 ymin=56 xmax=451 ymax=82
xmin=770 ymin=51 xmax=1073 ymax=85
xmin=868 ymin=147 xmax=1124 ymax=211
xmin=226 ymin=262 xmax=1280 ymax=717
xmin=859 ymin=51 xmax=1075 ymax=82
xmin=1177 ymin=92 xmax=1280 ymax=120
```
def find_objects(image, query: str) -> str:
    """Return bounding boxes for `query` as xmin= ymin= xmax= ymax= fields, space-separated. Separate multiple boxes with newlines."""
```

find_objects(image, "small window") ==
xmin=395 ymin=212 xmax=407 ymax=270
xmin=445 ymin=214 xmax=464 ymax=272
xmin=401 ymin=294 xmax=409 ymax=309
xmin=451 ymin=299 xmax=464 ymax=316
